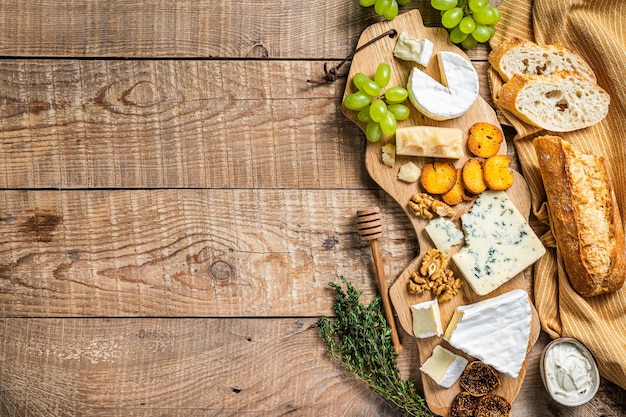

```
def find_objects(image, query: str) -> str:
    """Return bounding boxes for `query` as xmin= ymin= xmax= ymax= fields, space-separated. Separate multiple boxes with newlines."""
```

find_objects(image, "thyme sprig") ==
xmin=318 ymin=276 xmax=434 ymax=417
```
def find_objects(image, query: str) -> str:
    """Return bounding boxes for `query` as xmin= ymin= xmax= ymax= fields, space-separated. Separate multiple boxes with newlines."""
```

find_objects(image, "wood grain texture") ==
xmin=0 ymin=189 xmax=422 ymax=317
xmin=0 ymin=1 xmax=493 ymax=60
xmin=0 ymin=59 xmax=494 ymax=190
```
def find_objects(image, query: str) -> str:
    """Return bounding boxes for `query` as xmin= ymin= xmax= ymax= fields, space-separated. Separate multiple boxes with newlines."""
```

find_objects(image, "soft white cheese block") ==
xmin=395 ymin=126 xmax=464 ymax=159
xmin=452 ymin=190 xmax=546 ymax=295
xmin=443 ymin=289 xmax=532 ymax=378
xmin=411 ymin=299 xmax=443 ymax=338
xmin=393 ymin=32 xmax=434 ymax=66
xmin=407 ymin=51 xmax=479 ymax=121
xmin=420 ymin=345 xmax=468 ymax=388
xmin=425 ymin=217 xmax=464 ymax=253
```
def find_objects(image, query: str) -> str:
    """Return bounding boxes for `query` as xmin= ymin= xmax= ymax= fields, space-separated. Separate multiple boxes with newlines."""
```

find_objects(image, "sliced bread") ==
xmin=495 ymin=70 xmax=610 ymax=132
xmin=489 ymin=37 xmax=596 ymax=82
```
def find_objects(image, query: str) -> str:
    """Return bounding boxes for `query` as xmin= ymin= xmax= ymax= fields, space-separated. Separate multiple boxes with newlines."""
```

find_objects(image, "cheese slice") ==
xmin=420 ymin=345 xmax=468 ymax=388
xmin=443 ymin=289 xmax=532 ymax=378
xmin=407 ymin=51 xmax=479 ymax=121
xmin=452 ymin=190 xmax=546 ymax=295
xmin=425 ymin=217 xmax=464 ymax=253
xmin=411 ymin=299 xmax=443 ymax=338
xmin=393 ymin=32 xmax=434 ymax=66
xmin=395 ymin=126 xmax=463 ymax=159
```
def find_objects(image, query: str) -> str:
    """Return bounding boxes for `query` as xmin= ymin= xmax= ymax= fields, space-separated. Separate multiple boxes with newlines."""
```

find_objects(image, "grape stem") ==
xmin=307 ymin=29 xmax=398 ymax=84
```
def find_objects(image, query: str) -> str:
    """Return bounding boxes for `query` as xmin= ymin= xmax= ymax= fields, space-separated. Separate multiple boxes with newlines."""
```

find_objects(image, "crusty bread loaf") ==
xmin=496 ymin=71 xmax=610 ymax=132
xmin=533 ymin=135 xmax=626 ymax=297
xmin=488 ymin=37 xmax=597 ymax=82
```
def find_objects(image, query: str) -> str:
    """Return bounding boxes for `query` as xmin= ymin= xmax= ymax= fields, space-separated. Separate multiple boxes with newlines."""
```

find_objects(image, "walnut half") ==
xmin=408 ymin=248 xmax=462 ymax=303
xmin=408 ymin=192 xmax=455 ymax=220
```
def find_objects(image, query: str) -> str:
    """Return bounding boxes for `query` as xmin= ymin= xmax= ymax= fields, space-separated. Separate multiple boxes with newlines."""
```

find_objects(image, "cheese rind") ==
xmin=393 ymin=32 xmax=434 ymax=66
xmin=411 ymin=299 xmax=443 ymax=338
xmin=452 ymin=190 xmax=546 ymax=295
xmin=420 ymin=345 xmax=468 ymax=388
xmin=443 ymin=289 xmax=532 ymax=378
xmin=395 ymin=126 xmax=464 ymax=159
xmin=425 ymin=217 xmax=464 ymax=253
xmin=407 ymin=51 xmax=479 ymax=121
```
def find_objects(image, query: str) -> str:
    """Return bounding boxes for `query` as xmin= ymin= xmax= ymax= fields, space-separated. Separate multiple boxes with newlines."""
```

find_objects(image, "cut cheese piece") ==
xmin=395 ymin=126 xmax=463 ymax=159
xmin=411 ymin=299 xmax=443 ymax=338
xmin=381 ymin=143 xmax=396 ymax=167
xmin=420 ymin=345 xmax=468 ymax=388
xmin=397 ymin=161 xmax=421 ymax=183
xmin=393 ymin=32 xmax=434 ymax=66
xmin=407 ymin=51 xmax=479 ymax=121
xmin=452 ymin=190 xmax=546 ymax=295
xmin=425 ymin=217 xmax=464 ymax=253
xmin=443 ymin=289 xmax=532 ymax=378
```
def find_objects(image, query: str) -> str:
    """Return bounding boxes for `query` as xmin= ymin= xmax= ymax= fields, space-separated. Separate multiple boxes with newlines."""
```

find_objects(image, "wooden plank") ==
xmin=0 ymin=318 xmax=622 ymax=416
xmin=0 ymin=189 xmax=422 ymax=317
xmin=0 ymin=60 xmax=494 ymax=189
xmin=0 ymin=1 xmax=493 ymax=60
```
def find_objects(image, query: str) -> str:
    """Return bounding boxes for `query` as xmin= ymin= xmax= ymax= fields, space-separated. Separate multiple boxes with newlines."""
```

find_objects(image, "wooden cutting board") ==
xmin=341 ymin=10 xmax=541 ymax=416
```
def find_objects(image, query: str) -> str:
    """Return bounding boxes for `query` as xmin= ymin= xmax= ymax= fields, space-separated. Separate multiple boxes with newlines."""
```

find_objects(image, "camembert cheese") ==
xmin=407 ymin=51 xmax=479 ymax=121
xmin=395 ymin=126 xmax=463 ymax=159
xmin=411 ymin=299 xmax=443 ymax=338
xmin=443 ymin=289 xmax=532 ymax=378
xmin=420 ymin=345 xmax=468 ymax=388
xmin=393 ymin=32 xmax=434 ymax=66
xmin=452 ymin=190 xmax=546 ymax=295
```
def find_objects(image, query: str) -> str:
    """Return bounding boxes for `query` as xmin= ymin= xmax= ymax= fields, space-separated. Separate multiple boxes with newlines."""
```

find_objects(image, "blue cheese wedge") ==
xmin=425 ymin=217 xmax=464 ymax=253
xmin=443 ymin=289 xmax=532 ymax=378
xmin=420 ymin=345 xmax=468 ymax=388
xmin=452 ymin=190 xmax=546 ymax=296
xmin=411 ymin=299 xmax=443 ymax=338
xmin=407 ymin=51 xmax=479 ymax=121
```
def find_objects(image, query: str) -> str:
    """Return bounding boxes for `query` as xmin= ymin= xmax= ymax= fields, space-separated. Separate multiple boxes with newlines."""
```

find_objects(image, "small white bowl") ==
xmin=540 ymin=337 xmax=600 ymax=406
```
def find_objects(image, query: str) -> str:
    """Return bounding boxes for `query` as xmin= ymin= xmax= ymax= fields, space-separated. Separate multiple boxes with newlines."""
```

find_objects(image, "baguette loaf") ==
xmin=496 ymin=71 xmax=610 ymax=132
xmin=533 ymin=135 xmax=625 ymax=297
xmin=488 ymin=37 xmax=596 ymax=82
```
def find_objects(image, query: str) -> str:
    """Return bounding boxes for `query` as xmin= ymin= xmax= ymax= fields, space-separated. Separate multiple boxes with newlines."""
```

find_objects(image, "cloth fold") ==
xmin=488 ymin=0 xmax=626 ymax=390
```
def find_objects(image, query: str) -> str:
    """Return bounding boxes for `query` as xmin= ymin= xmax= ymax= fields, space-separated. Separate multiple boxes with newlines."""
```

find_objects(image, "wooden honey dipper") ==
xmin=356 ymin=206 xmax=403 ymax=354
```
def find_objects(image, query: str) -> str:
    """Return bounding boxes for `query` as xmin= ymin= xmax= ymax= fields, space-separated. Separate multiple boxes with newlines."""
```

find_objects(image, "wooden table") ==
xmin=0 ymin=1 xmax=623 ymax=416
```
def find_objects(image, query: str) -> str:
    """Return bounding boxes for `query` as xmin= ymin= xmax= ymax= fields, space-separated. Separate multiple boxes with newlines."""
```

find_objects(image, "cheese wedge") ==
xmin=425 ymin=217 xmax=464 ymax=253
xmin=411 ymin=299 xmax=443 ymax=338
xmin=420 ymin=345 xmax=468 ymax=388
xmin=395 ymin=126 xmax=463 ymax=159
xmin=407 ymin=51 xmax=479 ymax=121
xmin=393 ymin=32 xmax=434 ymax=66
xmin=443 ymin=289 xmax=532 ymax=378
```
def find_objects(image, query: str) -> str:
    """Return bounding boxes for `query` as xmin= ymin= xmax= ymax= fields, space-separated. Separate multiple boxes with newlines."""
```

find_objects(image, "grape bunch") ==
xmin=431 ymin=0 xmax=501 ymax=49
xmin=358 ymin=0 xmax=412 ymax=21
xmin=344 ymin=63 xmax=411 ymax=142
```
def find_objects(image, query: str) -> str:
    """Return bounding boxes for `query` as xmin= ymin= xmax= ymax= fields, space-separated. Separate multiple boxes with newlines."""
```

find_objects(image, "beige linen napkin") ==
xmin=488 ymin=0 xmax=626 ymax=390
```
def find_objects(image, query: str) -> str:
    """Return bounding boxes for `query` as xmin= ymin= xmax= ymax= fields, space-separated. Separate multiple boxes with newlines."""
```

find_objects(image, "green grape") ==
xmin=491 ymin=7 xmax=501 ymax=24
xmin=471 ymin=23 xmax=491 ymax=43
xmin=344 ymin=91 xmax=372 ymax=111
xmin=397 ymin=0 xmax=412 ymax=5
xmin=361 ymin=78 xmax=381 ymax=97
xmin=441 ymin=7 xmax=463 ymax=29
xmin=374 ymin=0 xmax=392 ymax=15
xmin=374 ymin=63 xmax=391 ymax=88
xmin=387 ymin=103 xmax=410 ymax=120
xmin=358 ymin=105 xmax=372 ymax=122
xmin=360 ymin=0 xmax=377 ymax=6
xmin=369 ymin=99 xmax=388 ymax=122
xmin=380 ymin=111 xmax=397 ymax=136
xmin=460 ymin=36 xmax=478 ymax=50
xmin=431 ymin=0 xmax=457 ymax=11
xmin=449 ymin=25 xmax=468 ymax=44
xmin=468 ymin=0 xmax=488 ymax=12
xmin=473 ymin=6 xmax=500 ymax=25
xmin=384 ymin=86 xmax=408 ymax=103
xmin=352 ymin=73 xmax=371 ymax=91
xmin=382 ymin=0 xmax=398 ymax=20
xmin=485 ymin=24 xmax=496 ymax=40
xmin=365 ymin=121 xmax=383 ymax=142
xmin=459 ymin=15 xmax=476 ymax=34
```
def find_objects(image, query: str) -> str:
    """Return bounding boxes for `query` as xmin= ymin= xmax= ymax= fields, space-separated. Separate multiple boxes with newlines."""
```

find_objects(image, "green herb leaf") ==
xmin=318 ymin=276 xmax=434 ymax=417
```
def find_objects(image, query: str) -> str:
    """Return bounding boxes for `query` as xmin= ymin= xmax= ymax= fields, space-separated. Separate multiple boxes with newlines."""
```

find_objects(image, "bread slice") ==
xmin=489 ymin=37 xmax=596 ymax=82
xmin=533 ymin=135 xmax=626 ymax=297
xmin=495 ymin=71 xmax=609 ymax=132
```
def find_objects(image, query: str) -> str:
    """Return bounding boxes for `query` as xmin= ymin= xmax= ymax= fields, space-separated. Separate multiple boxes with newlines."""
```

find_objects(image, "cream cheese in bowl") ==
xmin=540 ymin=338 xmax=600 ymax=406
